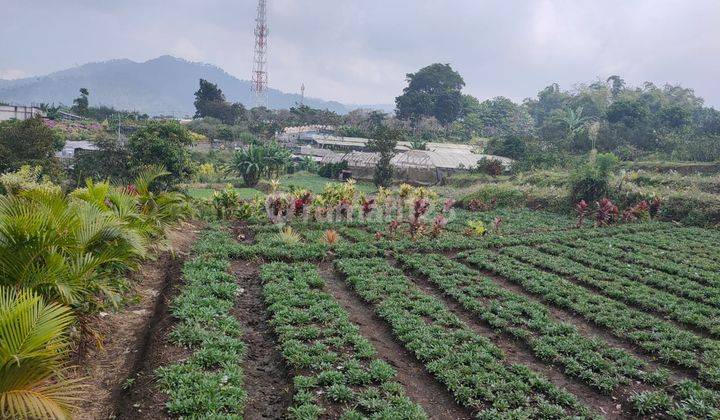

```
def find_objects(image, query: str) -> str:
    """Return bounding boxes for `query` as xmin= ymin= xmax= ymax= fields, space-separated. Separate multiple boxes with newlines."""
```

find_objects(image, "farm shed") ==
xmin=316 ymin=148 xmax=512 ymax=184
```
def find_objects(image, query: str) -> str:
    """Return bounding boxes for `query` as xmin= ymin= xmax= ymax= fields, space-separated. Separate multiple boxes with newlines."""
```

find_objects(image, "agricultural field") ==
xmin=140 ymin=181 xmax=720 ymax=419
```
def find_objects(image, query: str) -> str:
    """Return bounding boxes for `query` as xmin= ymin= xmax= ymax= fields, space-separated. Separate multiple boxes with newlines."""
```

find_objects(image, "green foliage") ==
xmin=569 ymin=152 xmax=619 ymax=203
xmin=228 ymin=142 xmax=291 ymax=187
xmin=335 ymin=257 xmax=592 ymax=418
xmin=0 ymin=165 xmax=59 ymax=195
xmin=193 ymin=79 xmax=245 ymax=124
xmin=72 ymin=133 xmax=132 ymax=184
xmin=459 ymin=183 xmax=525 ymax=209
xmin=367 ymin=125 xmax=400 ymax=187
xmin=485 ymin=135 xmax=527 ymax=160
xmin=71 ymin=88 xmax=89 ymax=116
xmin=156 ymin=226 xmax=247 ymax=417
xmin=261 ymin=262 xmax=426 ymax=418
xmin=0 ymin=286 xmax=83 ymax=419
xmin=128 ymin=120 xmax=193 ymax=184
xmin=395 ymin=63 xmax=465 ymax=125
xmin=0 ymin=117 xmax=63 ymax=177
xmin=318 ymin=161 xmax=347 ymax=179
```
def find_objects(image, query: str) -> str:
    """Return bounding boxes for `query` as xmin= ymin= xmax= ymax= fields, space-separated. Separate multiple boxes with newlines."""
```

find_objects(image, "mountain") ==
xmin=0 ymin=56 xmax=392 ymax=116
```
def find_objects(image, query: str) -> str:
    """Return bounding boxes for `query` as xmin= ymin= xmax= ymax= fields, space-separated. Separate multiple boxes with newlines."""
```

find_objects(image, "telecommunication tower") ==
xmin=251 ymin=0 xmax=269 ymax=108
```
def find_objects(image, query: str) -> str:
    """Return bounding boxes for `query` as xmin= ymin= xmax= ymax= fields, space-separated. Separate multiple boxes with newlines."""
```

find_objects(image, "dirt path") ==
xmin=395 ymin=261 xmax=629 ymax=419
xmin=317 ymin=262 xmax=474 ymax=420
xmin=72 ymin=224 xmax=199 ymax=420
xmin=230 ymin=260 xmax=294 ymax=419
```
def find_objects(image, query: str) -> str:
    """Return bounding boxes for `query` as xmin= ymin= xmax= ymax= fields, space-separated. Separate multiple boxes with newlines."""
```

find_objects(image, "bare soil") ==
xmin=71 ymin=224 xmax=199 ymax=420
xmin=318 ymin=262 xmax=475 ymax=420
xmin=230 ymin=259 xmax=294 ymax=419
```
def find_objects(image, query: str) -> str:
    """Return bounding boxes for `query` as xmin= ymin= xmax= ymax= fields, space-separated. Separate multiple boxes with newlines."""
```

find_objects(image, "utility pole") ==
xmin=251 ymin=0 xmax=269 ymax=108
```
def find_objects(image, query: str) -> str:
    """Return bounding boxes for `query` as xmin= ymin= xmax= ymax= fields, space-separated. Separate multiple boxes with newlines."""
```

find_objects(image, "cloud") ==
xmin=170 ymin=39 xmax=205 ymax=62
xmin=1 ymin=0 xmax=719 ymax=107
xmin=0 ymin=69 xmax=26 ymax=80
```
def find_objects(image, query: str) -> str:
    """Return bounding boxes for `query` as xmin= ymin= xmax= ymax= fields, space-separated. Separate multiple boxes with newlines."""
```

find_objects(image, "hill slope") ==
xmin=0 ymin=56 xmax=390 ymax=116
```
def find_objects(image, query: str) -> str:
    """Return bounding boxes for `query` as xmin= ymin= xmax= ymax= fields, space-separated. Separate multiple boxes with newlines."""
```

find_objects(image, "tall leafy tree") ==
xmin=395 ymin=63 xmax=465 ymax=125
xmin=71 ymin=88 xmax=89 ymax=116
xmin=367 ymin=125 xmax=400 ymax=187
xmin=193 ymin=79 xmax=244 ymax=124
xmin=0 ymin=117 xmax=63 ymax=176
xmin=127 ymin=120 xmax=193 ymax=184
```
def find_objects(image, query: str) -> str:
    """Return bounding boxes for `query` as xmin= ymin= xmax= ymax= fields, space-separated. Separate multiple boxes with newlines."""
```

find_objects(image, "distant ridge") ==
xmin=0 ymin=55 xmax=392 ymax=116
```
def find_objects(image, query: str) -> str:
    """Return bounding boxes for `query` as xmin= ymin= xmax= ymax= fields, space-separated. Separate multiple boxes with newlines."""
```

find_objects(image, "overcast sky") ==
xmin=2 ymin=0 xmax=720 ymax=107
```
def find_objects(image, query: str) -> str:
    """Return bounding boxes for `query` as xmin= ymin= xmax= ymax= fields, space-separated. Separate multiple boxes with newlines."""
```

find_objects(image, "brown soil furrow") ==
xmin=74 ymin=225 xmax=199 ymax=420
xmin=317 ymin=262 xmax=474 ymax=420
xmin=230 ymin=260 xmax=294 ymax=419
xmin=390 ymin=259 xmax=629 ymax=419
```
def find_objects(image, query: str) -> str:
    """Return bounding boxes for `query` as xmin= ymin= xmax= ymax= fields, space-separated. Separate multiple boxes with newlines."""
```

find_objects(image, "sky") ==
xmin=2 ymin=0 xmax=720 ymax=107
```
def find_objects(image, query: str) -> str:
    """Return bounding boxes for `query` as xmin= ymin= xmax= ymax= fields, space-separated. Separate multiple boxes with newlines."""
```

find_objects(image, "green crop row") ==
xmin=541 ymin=241 xmax=720 ymax=309
xmin=396 ymin=253 xmax=667 ymax=396
xmin=461 ymin=249 xmax=720 ymax=390
xmin=613 ymin=233 xmax=720 ymax=272
xmin=479 ymin=222 xmax=668 ymax=249
xmin=505 ymin=244 xmax=720 ymax=337
xmin=260 ymin=262 xmax=426 ymax=419
xmin=335 ymin=257 xmax=595 ymax=419
xmin=156 ymin=226 xmax=247 ymax=418
xmin=574 ymin=237 xmax=720 ymax=288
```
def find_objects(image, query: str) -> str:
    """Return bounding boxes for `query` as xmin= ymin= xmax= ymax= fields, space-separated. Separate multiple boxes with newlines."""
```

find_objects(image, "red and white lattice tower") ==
xmin=251 ymin=0 xmax=269 ymax=108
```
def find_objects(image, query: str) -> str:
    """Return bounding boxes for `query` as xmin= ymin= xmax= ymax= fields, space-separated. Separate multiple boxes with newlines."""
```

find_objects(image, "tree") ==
xmin=476 ymin=97 xmax=535 ymax=138
xmin=72 ymin=132 xmax=131 ymax=183
xmin=395 ymin=63 xmax=465 ymax=125
xmin=606 ymin=98 xmax=650 ymax=129
xmin=193 ymin=79 xmax=244 ymax=124
xmin=553 ymin=106 xmax=592 ymax=140
xmin=486 ymin=135 xmax=527 ymax=160
xmin=367 ymin=125 xmax=400 ymax=187
xmin=127 ymin=121 xmax=193 ymax=184
xmin=228 ymin=143 xmax=290 ymax=187
xmin=72 ymin=88 xmax=90 ymax=116
xmin=0 ymin=117 xmax=63 ymax=177
xmin=607 ymin=75 xmax=625 ymax=98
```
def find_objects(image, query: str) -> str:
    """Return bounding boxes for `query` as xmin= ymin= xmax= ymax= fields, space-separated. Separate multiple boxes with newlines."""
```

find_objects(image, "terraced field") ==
xmin=158 ymin=207 xmax=720 ymax=419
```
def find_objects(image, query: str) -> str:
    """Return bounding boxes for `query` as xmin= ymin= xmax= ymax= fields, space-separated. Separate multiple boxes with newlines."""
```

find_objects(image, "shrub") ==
xmin=474 ymin=158 xmax=505 ymax=176
xmin=569 ymin=152 xmax=618 ymax=203
xmin=459 ymin=184 xmax=525 ymax=209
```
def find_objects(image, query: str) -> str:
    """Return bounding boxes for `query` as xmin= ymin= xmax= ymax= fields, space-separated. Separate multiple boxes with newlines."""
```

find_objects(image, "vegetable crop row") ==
xmin=504 ymin=244 xmax=720 ymax=337
xmin=539 ymin=241 xmax=720 ymax=309
xmin=613 ymin=233 xmax=720 ymax=272
xmin=460 ymin=249 xmax=720 ymax=390
xmin=396 ymin=253 xmax=666 ymax=395
xmin=335 ymin=257 xmax=594 ymax=419
xmin=573 ymin=237 xmax=720 ymax=288
xmin=156 ymin=226 xmax=247 ymax=417
xmin=260 ymin=262 xmax=426 ymax=419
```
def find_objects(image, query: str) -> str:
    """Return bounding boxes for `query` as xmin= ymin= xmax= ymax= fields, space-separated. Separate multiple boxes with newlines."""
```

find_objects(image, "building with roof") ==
xmin=56 ymin=140 xmax=100 ymax=160
xmin=0 ymin=105 xmax=44 ymax=121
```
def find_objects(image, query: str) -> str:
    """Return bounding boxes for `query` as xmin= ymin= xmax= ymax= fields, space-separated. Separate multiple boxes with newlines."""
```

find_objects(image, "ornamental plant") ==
xmin=575 ymin=199 xmax=589 ymax=228
xmin=596 ymin=198 xmax=619 ymax=227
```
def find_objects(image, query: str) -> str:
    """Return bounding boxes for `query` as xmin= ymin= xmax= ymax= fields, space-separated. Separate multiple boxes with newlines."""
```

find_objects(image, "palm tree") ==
xmin=0 ymin=189 xmax=146 ymax=305
xmin=0 ymin=286 xmax=84 ymax=419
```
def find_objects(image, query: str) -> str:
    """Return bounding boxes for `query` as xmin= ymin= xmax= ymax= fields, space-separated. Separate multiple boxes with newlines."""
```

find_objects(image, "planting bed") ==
xmin=137 ymin=205 xmax=720 ymax=418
